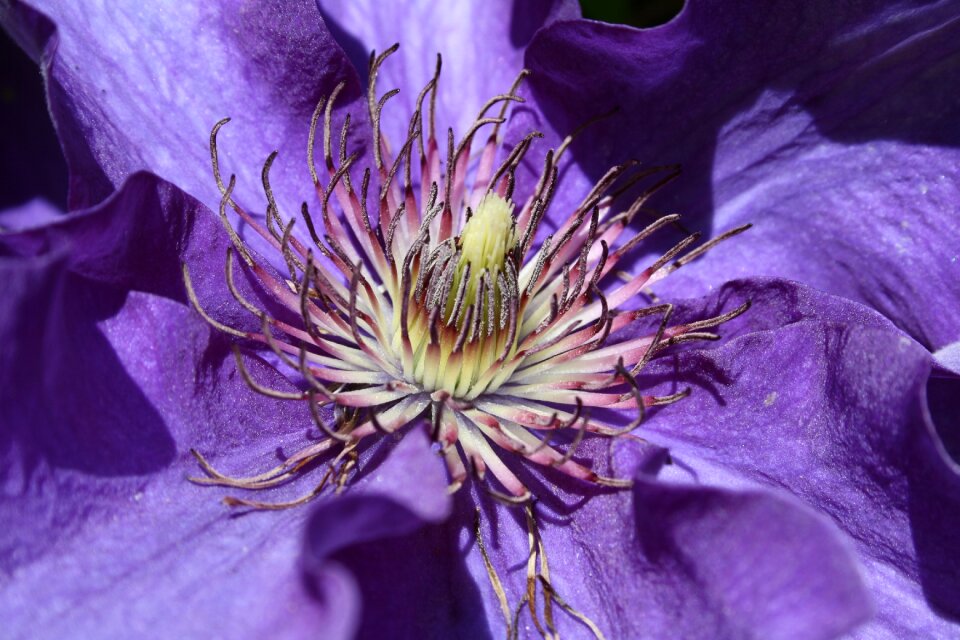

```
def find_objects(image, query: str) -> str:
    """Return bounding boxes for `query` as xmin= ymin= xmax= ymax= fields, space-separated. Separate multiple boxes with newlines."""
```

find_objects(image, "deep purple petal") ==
xmin=317 ymin=0 xmax=579 ymax=150
xmin=518 ymin=1 xmax=960 ymax=348
xmin=640 ymin=279 xmax=960 ymax=636
xmin=302 ymin=429 xmax=478 ymax=640
xmin=2 ymin=0 xmax=365 ymax=216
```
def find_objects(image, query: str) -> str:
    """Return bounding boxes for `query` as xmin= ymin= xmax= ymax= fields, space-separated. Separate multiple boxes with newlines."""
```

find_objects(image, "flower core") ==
xmin=185 ymin=44 xmax=750 ymax=509
xmin=404 ymin=192 xmax=519 ymax=397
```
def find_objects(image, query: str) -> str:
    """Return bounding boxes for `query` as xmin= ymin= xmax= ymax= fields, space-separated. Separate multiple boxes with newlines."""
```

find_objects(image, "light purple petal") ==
xmin=641 ymin=279 xmax=960 ymax=637
xmin=2 ymin=0 xmax=365 ymax=218
xmin=934 ymin=341 xmax=960 ymax=375
xmin=0 ymin=276 xmax=349 ymax=637
xmin=0 ymin=197 xmax=64 ymax=232
xmin=517 ymin=1 xmax=960 ymax=348
xmin=0 ymin=174 xmax=355 ymax=637
xmin=317 ymin=0 xmax=579 ymax=150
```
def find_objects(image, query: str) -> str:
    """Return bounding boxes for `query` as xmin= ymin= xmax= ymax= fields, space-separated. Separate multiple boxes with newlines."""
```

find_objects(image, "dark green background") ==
xmin=580 ymin=0 xmax=684 ymax=27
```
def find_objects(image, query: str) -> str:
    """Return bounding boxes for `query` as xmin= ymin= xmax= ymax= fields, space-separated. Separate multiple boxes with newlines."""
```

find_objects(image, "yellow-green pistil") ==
xmin=447 ymin=194 xmax=516 ymax=325
xmin=408 ymin=194 xmax=520 ymax=397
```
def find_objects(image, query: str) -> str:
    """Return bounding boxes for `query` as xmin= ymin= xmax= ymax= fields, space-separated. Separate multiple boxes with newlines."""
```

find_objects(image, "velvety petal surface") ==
xmin=317 ymin=0 xmax=579 ymax=151
xmin=0 ymin=273 xmax=343 ymax=638
xmin=516 ymin=0 xmax=960 ymax=350
xmin=1 ymin=0 xmax=365 ymax=219
xmin=302 ymin=429 xmax=478 ymax=639
xmin=638 ymin=278 xmax=960 ymax=637
xmin=0 ymin=173 xmax=367 ymax=637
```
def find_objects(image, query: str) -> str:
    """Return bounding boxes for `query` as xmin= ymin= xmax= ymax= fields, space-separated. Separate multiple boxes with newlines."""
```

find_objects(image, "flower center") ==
xmin=185 ymin=44 xmax=752 ymax=640
xmin=403 ymin=194 xmax=520 ymax=397
xmin=186 ymin=42 xmax=751 ymax=513
xmin=451 ymin=194 xmax=516 ymax=323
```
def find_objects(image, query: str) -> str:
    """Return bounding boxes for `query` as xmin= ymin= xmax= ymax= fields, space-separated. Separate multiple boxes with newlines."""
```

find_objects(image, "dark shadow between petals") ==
xmin=908 ymin=375 xmax=960 ymax=622
xmin=2 ymin=267 xmax=175 ymax=477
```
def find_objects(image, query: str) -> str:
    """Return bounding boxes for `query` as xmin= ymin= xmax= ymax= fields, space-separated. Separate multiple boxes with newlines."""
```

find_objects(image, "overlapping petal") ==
xmin=0 ymin=0 xmax=365 ymax=217
xmin=2 ymin=1 xmax=959 ymax=638
xmin=640 ymin=279 xmax=960 ymax=637
xmin=316 ymin=0 xmax=579 ymax=151
xmin=516 ymin=0 xmax=960 ymax=349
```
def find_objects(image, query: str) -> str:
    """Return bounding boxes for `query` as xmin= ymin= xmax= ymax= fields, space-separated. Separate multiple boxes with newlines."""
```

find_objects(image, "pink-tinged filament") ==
xmin=185 ymin=44 xmax=751 ymax=508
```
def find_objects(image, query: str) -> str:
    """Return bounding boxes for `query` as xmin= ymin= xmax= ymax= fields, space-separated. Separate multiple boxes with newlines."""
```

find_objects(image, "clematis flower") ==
xmin=1 ymin=2 xmax=959 ymax=640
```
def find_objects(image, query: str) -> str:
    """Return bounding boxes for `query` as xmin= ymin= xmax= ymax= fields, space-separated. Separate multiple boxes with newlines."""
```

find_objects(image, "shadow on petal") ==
xmin=1 ymin=251 xmax=174 ymax=477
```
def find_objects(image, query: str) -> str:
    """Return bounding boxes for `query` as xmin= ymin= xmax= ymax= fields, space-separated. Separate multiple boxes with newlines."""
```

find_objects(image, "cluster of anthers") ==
xmin=185 ymin=45 xmax=749 ymax=510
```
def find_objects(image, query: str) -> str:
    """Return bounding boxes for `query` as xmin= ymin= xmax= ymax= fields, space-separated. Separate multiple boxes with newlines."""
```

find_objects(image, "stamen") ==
xmin=187 ymin=54 xmax=754 ymax=637
xmin=475 ymin=509 xmax=513 ymax=633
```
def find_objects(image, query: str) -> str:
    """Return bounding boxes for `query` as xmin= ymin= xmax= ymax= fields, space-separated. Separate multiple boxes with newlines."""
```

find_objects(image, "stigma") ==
xmin=184 ymin=43 xmax=751 ymax=509
xmin=457 ymin=194 xmax=516 ymax=287
xmin=404 ymin=193 xmax=519 ymax=397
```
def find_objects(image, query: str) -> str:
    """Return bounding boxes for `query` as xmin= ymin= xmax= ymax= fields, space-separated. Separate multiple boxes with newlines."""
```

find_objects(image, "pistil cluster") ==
xmin=186 ymin=44 xmax=749 ymax=508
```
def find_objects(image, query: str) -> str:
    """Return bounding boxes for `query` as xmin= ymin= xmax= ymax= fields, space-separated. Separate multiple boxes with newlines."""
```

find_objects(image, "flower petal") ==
xmin=447 ymin=449 xmax=871 ymax=639
xmin=302 ymin=429 xmax=476 ymax=639
xmin=0 ymin=174 xmax=358 ymax=637
xmin=2 ymin=0 xmax=365 ymax=216
xmin=0 ymin=197 xmax=64 ymax=232
xmin=0 ymin=277 xmax=350 ymax=637
xmin=0 ymin=170 xmax=276 ymax=337
xmin=317 ymin=0 xmax=579 ymax=150
xmin=643 ymin=278 xmax=960 ymax=636
xmin=518 ymin=1 xmax=960 ymax=348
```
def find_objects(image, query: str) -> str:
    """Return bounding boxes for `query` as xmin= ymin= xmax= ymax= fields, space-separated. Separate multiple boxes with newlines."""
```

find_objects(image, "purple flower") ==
xmin=2 ymin=1 xmax=959 ymax=639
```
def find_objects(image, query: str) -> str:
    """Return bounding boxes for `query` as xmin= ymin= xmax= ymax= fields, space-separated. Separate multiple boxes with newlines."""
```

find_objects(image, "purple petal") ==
xmin=0 ymin=170 xmax=290 ymax=337
xmin=302 ymin=429 xmax=473 ymax=639
xmin=0 ymin=173 xmax=358 ymax=636
xmin=317 ymin=0 xmax=579 ymax=150
xmin=443 ymin=447 xmax=871 ymax=639
xmin=620 ymin=473 xmax=871 ymax=639
xmin=934 ymin=341 xmax=960 ymax=375
xmin=0 ymin=273 xmax=348 ymax=637
xmin=518 ymin=1 xmax=960 ymax=348
xmin=0 ymin=197 xmax=64 ymax=232
xmin=2 ymin=0 xmax=365 ymax=216
xmin=641 ymin=278 xmax=960 ymax=636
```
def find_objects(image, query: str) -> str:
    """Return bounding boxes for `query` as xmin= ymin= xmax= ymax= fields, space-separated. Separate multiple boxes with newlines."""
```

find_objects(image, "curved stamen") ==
xmin=186 ymin=48 xmax=751 ymax=521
